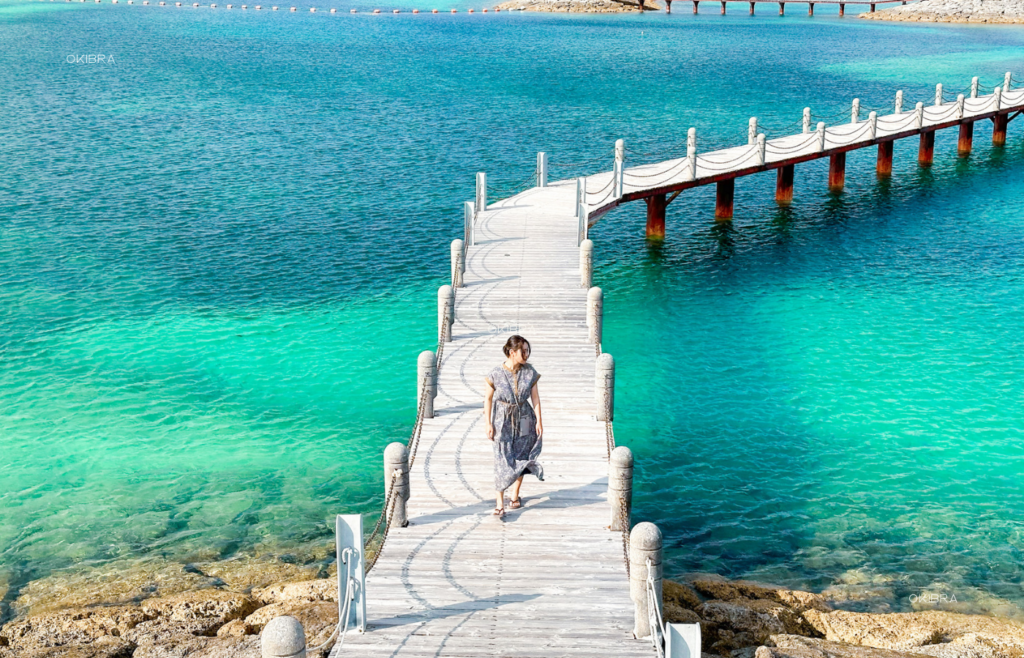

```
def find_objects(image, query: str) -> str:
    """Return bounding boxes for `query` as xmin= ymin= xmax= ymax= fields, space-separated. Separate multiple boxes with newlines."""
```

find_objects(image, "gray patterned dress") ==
xmin=487 ymin=364 xmax=544 ymax=492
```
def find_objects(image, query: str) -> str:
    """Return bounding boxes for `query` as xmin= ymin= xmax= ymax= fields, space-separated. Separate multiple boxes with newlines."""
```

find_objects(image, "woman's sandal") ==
xmin=492 ymin=507 xmax=505 ymax=517
xmin=508 ymin=498 xmax=522 ymax=509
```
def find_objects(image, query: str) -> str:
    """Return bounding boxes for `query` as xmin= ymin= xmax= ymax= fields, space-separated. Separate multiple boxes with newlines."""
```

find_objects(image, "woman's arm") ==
xmin=484 ymin=378 xmax=495 ymax=441
xmin=530 ymin=381 xmax=543 ymax=439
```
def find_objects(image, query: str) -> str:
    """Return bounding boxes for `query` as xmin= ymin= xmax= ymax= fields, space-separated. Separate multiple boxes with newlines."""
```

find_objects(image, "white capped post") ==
xmin=576 ymin=178 xmax=588 ymax=245
xmin=261 ymin=617 xmax=306 ymax=658
xmin=475 ymin=172 xmax=486 ymax=213
xmin=747 ymin=117 xmax=758 ymax=145
xmin=450 ymin=239 xmax=464 ymax=288
xmin=851 ymin=98 xmax=860 ymax=124
xmin=802 ymin=107 xmax=811 ymax=134
xmin=596 ymin=353 xmax=614 ymax=422
xmin=438 ymin=285 xmax=454 ymax=342
xmin=915 ymin=102 xmax=924 ymax=129
xmin=384 ymin=442 xmax=410 ymax=528
xmin=417 ymin=350 xmax=437 ymax=418
xmin=756 ymin=133 xmax=766 ymax=166
xmin=463 ymin=201 xmax=474 ymax=247
xmin=816 ymin=122 xmax=826 ymax=152
xmin=614 ymin=160 xmax=624 ymax=198
xmin=608 ymin=445 xmax=632 ymax=532
xmin=1004 ymin=71 xmax=1012 ymax=92
xmin=580 ymin=238 xmax=593 ymax=288
xmin=935 ymin=83 xmax=943 ymax=106
xmin=537 ymin=152 xmax=548 ymax=187
xmin=615 ymin=138 xmax=625 ymax=163
xmin=587 ymin=286 xmax=603 ymax=345
xmin=995 ymin=86 xmax=1003 ymax=111
xmin=686 ymin=127 xmax=697 ymax=152
xmin=956 ymin=94 xmax=965 ymax=119
xmin=895 ymin=90 xmax=903 ymax=114
xmin=971 ymin=77 xmax=979 ymax=99
xmin=868 ymin=112 xmax=877 ymax=140
xmin=686 ymin=127 xmax=697 ymax=181
xmin=629 ymin=522 xmax=663 ymax=640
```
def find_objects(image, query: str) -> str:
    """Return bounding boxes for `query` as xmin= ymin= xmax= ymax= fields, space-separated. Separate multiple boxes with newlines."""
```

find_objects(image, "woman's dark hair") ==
xmin=503 ymin=335 xmax=531 ymax=358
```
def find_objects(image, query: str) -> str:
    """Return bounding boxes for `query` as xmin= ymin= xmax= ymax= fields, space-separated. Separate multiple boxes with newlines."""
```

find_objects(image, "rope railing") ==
xmin=646 ymin=558 xmax=667 ymax=658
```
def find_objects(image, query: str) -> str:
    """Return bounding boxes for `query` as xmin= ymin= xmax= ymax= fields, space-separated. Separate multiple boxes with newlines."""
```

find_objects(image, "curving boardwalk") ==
xmin=338 ymin=182 xmax=651 ymax=658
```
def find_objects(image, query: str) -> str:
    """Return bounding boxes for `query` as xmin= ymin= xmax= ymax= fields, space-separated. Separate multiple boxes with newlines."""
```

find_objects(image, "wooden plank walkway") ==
xmin=337 ymin=182 xmax=652 ymax=658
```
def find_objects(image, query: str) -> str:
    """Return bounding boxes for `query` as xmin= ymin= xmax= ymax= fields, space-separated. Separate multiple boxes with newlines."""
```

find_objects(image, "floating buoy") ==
xmin=310 ymin=6 xmax=315 ymax=10
xmin=176 ymin=2 xmax=181 ymax=5
xmin=372 ymin=7 xmax=379 ymax=11
xmin=431 ymin=7 xmax=436 ymax=10
xmin=289 ymin=5 xmax=295 ymax=9
xmin=159 ymin=2 xmax=165 ymax=5
xmin=226 ymin=4 xmax=232 ymax=8
xmin=412 ymin=7 xmax=418 ymax=11
xmin=329 ymin=7 xmax=335 ymax=11
xmin=450 ymin=7 xmax=455 ymax=11
xmin=392 ymin=8 xmax=399 ymax=12
xmin=482 ymin=7 xmax=487 ymax=11
xmin=210 ymin=3 xmax=216 ymax=7
xmin=468 ymin=7 xmax=473 ymax=11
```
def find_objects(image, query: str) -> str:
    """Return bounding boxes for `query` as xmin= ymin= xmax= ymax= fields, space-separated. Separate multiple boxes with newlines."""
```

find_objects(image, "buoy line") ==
xmin=56 ymin=0 xmax=522 ymax=13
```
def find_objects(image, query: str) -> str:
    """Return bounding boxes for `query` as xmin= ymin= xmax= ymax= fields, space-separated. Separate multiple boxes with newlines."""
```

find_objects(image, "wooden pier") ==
xmin=664 ymin=0 xmax=910 ymax=16
xmin=336 ymin=184 xmax=653 ymax=658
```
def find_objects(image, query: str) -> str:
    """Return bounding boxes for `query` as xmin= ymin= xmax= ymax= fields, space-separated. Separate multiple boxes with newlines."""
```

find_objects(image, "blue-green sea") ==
xmin=1 ymin=0 xmax=1023 ymax=621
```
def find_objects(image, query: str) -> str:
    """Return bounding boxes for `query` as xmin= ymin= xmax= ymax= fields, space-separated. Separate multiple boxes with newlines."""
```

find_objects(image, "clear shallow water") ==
xmin=1 ymin=0 xmax=1023 ymax=619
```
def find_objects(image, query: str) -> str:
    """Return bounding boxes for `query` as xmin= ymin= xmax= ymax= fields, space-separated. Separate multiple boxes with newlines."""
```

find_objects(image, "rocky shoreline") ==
xmin=5 ymin=571 xmax=1024 ymax=657
xmin=860 ymin=0 xmax=1024 ymax=23
xmin=493 ymin=0 xmax=659 ymax=13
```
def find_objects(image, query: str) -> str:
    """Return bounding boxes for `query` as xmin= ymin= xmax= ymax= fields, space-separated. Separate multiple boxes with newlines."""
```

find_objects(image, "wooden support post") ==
xmin=417 ymin=351 xmax=437 ymax=419
xmin=715 ymin=179 xmax=734 ymax=220
xmin=993 ymin=113 xmax=1008 ymax=147
xmin=838 ymin=2 xmax=843 ymax=14
xmin=720 ymin=0 xmax=725 ymax=12
xmin=609 ymin=446 xmax=633 ymax=532
xmin=828 ymin=152 xmax=846 ymax=192
xmin=580 ymin=238 xmax=593 ymax=288
xmin=958 ymin=122 xmax=974 ymax=156
xmin=877 ymin=141 xmax=893 ymax=177
xmin=587 ymin=287 xmax=603 ymax=345
xmin=918 ymin=131 xmax=935 ymax=166
xmin=869 ymin=2 xmax=874 ymax=10
xmin=596 ymin=353 xmax=615 ymax=422
xmin=748 ymin=1 xmax=754 ymax=12
xmin=645 ymin=193 xmax=666 ymax=240
xmin=629 ymin=523 xmax=663 ymax=640
xmin=775 ymin=164 xmax=794 ymax=204
xmin=778 ymin=1 xmax=784 ymax=13
xmin=807 ymin=2 xmax=813 ymax=14
xmin=692 ymin=0 xmax=698 ymax=12
xmin=384 ymin=442 xmax=410 ymax=528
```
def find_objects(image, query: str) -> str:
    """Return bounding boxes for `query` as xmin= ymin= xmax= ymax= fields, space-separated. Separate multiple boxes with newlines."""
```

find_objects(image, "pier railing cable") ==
xmin=646 ymin=558 xmax=667 ymax=658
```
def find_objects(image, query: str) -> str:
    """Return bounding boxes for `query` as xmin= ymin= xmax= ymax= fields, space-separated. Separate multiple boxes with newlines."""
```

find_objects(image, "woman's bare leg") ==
xmin=495 ymin=491 xmax=504 ymax=511
xmin=511 ymin=476 xmax=524 ymax=503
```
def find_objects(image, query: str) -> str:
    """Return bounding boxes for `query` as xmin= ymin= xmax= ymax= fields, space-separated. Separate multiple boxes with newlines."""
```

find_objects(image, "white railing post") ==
xmin=851 ymin=98 xmax=860 ymax=124
xmin=576 ymin=178 xmax=587 ymax=246
xmin=816 ymin=122 xmax=826 ymax=152
xmin=615 ymin=138 xmax=625 ymax=163
xmin=747 ymin=117 xmax=758 ymax=145
xmin=438 ymin=285 xmax=454 ymax=343
xmin=587 ymin=286 xmax=603 ymax=345
xmin=756 ymin=133 xmax=766 ymax=166
xmin=609 ymin=445 xmax=633 ymax=532
xmin=915 ymin=102 xmax=924 ymax=129
xmin=686 ymin=127 xmax=697 ymax=181
xmin=417 ymin=350 xmax=437 ymax=419
xmin=261 ymin=617 xmax=306 ymax=658
xmin=463 ymin=201 xmax=474 ymax=246
xmin=450 ymin=239 xmax=464 ymax=288
xmin=629 ymin=522 xmax=663 ymax=640
xmin=956 ymin=94 xmax=965 ymax=119
xmin=580 ymin=239 xmax=593 ymax=289
xmin=475 ymin=172 xmax=486 ymax=213
xmin=384 ymin=442 xmax=410 ymax=528
xmin=596 ymin=353 xmax=614 ymax=421
xmin=537 ymin=152 xmax=548 ymax=188
xmin=1004 ymin=71 xmax=1011 ymax=93
xmin=971 ymin=76 xmax=979 ymax=99
xmin=802 ymin=107 xmax=811 ymax=134
xmin=935 ymin=83 xmax=943 ymax=107
xmin=868 ymin=112 xmax=877 ymax=140
xmin=895 ymin=90 xmax=903 ymax=114
xmin=614 ymin=160 xmax=623 ymax=198
xmin=994 ymin=86 xmax=1003 ymax=111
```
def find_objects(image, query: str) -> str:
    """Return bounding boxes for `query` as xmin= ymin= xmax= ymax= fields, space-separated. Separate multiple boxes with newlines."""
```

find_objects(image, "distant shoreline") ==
xmin=861 ymin=0 xmax=1024 ymax=22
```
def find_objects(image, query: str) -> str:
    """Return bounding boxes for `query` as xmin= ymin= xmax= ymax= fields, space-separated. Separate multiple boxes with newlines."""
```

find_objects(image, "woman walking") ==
xmin=484 ymin=335 xmax=544 ymax=517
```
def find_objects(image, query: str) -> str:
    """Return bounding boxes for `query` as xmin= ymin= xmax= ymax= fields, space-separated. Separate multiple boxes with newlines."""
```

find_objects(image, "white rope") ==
xmin=309 ymin=547 xmax=356 ymax=655
xmin=645 ymin=557 xmax=666 ymax=658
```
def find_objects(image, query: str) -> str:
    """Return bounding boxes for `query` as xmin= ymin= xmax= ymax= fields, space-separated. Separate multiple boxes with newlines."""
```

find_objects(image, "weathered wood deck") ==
xmin=337 ymin=182 xmax=651 ymax=658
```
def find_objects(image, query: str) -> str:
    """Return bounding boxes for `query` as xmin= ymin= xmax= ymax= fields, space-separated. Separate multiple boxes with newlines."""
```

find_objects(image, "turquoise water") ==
xmin=1 ymin=0 xmax=1023 ymax=619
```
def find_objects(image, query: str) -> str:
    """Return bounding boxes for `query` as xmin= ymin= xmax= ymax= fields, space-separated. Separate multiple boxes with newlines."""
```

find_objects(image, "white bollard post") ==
xmin=956 ymin=94 xmax=965 ymax=119
xmin=576 ymin=178 xmax=588 ymax=246
xmin=1004 ymin=71 xmax=1011 ymax=93
xmin=609 ymin=445 xmax=633 ymax=532
xmin=816 ymin=122 xmax=826 ymax=152
xmin=686 ymin=145 xmax=697 ymax=182
xmin=537 ymin=152 xmax=548 ymax=187
xmin=629 ymin=522 xmax=663 ymax=641
xmin=971 ymin=77 xmax=979 ymax=99
xmin=748 ymin=117 xmax=758 ymax=145
xmin=895 ymin=90 xmax=903 ymax=114
xmin=438 ymin=285 xmax=454 ymax=342
xmin=868 ymin=112 xmax=877 ymax=139
xmin=475 ymin=172 xmax=487 ymax=213
xmin=450 ymin=239 xmax=464 ymax=288
xmin=417 ymin=351 xmax=437 ymax=419
xmin=994 ymin=86 xmax=1003 ymax=111
xmin=915 ymin=102 xmax=924 ymax=129
xmin=596 ymin=353 xmax=614 ymax=422
xmin=580 ymin=238 xmax=593 ymax=288
xmin=587 ymin=286 xmax=603 ymax=345
xmin=614 ymin=160 xmax=624 ymax=198
xmin=802 ymin=107 xmax=811 ymax=134
xmin=384 ymin=442 xmax=410 ymax=528
xmin=261 ymin=616 xmax=306 ymax=658
xmin=615 ymin=138 xmax=625 ymax=163
xmin=686 ymin=127 xmax=697 ymax=152
xmin=935 ymin=83 xmax=943 ymax=106
xmin=756 ymin=133 xmax=766 ymax=166
xmin=463 ymin=201 xmax=474 ymax=247
xmin=851 ymin=98 xmax=860 ymax=124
